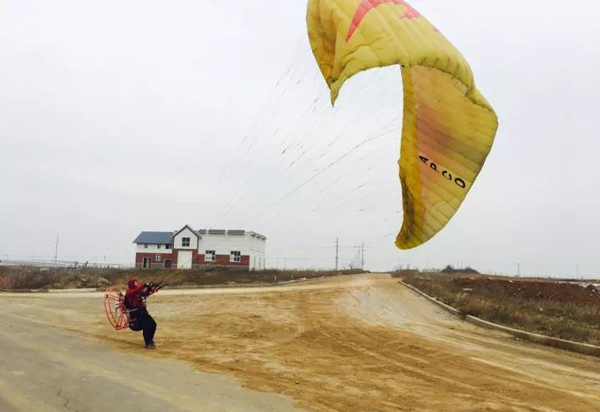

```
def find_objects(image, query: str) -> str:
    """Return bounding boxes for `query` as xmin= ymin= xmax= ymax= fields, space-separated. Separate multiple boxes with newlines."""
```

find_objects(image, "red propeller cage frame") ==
xmin=103 ymin=288 xmax=130 ymax=330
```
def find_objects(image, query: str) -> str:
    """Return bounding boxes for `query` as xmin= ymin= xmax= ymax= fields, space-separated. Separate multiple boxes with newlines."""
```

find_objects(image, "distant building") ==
xmin=133 ymin=225 xmax=266 ymax=270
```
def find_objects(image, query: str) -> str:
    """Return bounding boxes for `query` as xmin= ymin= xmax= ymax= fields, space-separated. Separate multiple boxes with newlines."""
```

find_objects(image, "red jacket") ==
xmin=124 ymin=280 xmax=150 ymax=310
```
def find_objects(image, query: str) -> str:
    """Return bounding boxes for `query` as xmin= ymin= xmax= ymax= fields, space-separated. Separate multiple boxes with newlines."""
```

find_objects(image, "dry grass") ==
xmin=0 ymin=266 xmax=364 ymax=291
xmin=400 ymin=272 xmax=600 ymax=346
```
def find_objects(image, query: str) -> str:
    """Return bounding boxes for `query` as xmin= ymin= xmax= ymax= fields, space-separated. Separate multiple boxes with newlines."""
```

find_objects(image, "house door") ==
xmin=177 ymin=251 xmax=193 ymax=269
xmin=142 ymin=257 xmax=151 ymax=269
xmin=164 ymin=260 xmax=172 ymax=269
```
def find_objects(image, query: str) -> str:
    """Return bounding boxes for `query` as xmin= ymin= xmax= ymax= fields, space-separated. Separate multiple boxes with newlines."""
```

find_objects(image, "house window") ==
xmin=230 ymin=251 xmax=241 ymax=263
xmin=182 ymin=237 xmax=190 ymax=247
xmin=144 ymin=244 xmax=148 ymax=249
xmin=155 ymin=254 xmax=161 ymax=262
xmin=166 ymin=244 xmax=172 ymax=249
xmin=157 ymin=244 xmax=161 ymax=250
xmin=205 ymin=250 xmax=216 ymax=262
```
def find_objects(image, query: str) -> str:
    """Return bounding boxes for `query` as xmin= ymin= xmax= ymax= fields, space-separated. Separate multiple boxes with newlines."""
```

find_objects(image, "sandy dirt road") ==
xmin=0 ymin=309 xmax=306 ymax=412
xmin=1 ymin=274 xmax=599 ymax=411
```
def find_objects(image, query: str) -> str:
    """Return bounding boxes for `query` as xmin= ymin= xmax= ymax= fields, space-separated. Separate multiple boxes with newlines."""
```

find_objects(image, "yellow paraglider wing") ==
xmin=307 ymin=0 xmax=498 ymax=249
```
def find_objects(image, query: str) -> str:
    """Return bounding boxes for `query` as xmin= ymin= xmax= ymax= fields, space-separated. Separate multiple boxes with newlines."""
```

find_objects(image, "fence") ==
xmin=0 ymin=259 xmax=134 ymax=270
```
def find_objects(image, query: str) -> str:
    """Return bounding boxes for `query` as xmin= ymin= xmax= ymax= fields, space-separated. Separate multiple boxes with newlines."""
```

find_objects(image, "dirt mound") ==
xmin=403 ymin=273 xmax=600 ymax=345
xmin=440 ymin=265 xmax=480 ymax=275
xmin=453 ymin=277 xmax=600 ymax=305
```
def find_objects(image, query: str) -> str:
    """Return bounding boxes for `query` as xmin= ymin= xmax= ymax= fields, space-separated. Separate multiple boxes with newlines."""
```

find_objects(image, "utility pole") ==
xmin=361 ymin=243 xmax=365 ymax=270
xmin=54 ymin=235 xmax=59 ymax=265
xmin=335 ymin=238 xmax=339 ymax=271
xmin=517 ymin=262 xmax=521 ymax=277
xmin=576 ymin=264 xmax=579 ymax=279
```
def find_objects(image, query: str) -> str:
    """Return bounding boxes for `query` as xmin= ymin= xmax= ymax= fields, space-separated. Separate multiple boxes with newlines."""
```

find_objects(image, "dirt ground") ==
xmin=2 ymin=274 xmax=599 ymax=411
xmin=449 ymin=276 xmax=600 ymax=305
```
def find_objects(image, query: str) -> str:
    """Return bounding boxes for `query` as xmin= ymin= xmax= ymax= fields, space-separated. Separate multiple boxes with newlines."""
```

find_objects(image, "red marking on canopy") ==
xmin=346 ymin=0 xmax=421 ymax=42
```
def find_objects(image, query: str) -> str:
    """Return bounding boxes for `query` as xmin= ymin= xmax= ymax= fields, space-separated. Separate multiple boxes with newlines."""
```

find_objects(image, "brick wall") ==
xmin=198 ymin=254 xmax=249 ymax=267
xmin=135 ymin=252 xmax=174 ymax=269
xmin=136 ymin=252 xmax=249 ymax=269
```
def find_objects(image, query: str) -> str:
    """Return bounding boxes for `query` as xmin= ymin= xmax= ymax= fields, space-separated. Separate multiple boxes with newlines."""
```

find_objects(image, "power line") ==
xmin=246 ymin=127 xmax=402 ymax=229
xmin=207 ymin=46 xmax=310 ymax=228
xmin=206 ymin=62 xmax=404 ymax=231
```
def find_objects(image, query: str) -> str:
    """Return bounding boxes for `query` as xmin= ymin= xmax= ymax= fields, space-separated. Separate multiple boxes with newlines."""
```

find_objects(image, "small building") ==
xmin=133 ymin=225 xmax=266 ymax=270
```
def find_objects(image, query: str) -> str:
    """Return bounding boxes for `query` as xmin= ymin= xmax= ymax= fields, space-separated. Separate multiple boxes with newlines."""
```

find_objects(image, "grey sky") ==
xmin=1 ymin=1 xmax=598 ymax=276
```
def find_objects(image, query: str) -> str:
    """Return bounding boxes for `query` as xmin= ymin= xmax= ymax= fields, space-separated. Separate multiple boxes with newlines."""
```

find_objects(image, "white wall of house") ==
xmin=173 ymin=227 xmax=199 ymax=250
xmin=248 ymin=235 xmax=266 ymax=270
xmin=197 ymin=232 xmax=266 ymax=269
xmin=199 ymin=234 xmax=249 ymax=256
xmin=136 ymin=244 xmax=173 ymax=253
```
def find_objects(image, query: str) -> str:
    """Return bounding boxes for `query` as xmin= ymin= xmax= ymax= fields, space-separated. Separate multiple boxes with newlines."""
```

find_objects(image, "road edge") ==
xmin=400 ymin=281 xmax=600 ymax=357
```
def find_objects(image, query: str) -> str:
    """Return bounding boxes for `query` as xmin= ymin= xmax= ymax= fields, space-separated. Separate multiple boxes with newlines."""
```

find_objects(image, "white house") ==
xmin=133 ymin=225 xmax=266 ymax=270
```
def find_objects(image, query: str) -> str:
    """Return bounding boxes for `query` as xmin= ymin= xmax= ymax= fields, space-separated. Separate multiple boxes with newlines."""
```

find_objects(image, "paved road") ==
xmin=0 ymin=312 xmax=306 ymax=412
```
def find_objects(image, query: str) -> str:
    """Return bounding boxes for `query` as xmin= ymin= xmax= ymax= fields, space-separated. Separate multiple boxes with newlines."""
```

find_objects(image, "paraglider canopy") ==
xmin=307 ymin=0 xmax=498 ymax=249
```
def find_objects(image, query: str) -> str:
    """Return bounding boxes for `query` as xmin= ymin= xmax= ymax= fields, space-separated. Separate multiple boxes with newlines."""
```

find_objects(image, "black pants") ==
xmin=137 ymin=311 xmax=157 ymax=345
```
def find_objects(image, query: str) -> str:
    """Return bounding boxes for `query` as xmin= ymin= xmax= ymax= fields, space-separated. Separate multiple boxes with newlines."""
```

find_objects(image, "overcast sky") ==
xmin=1 ymin=1 xmax=598 ymax=277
